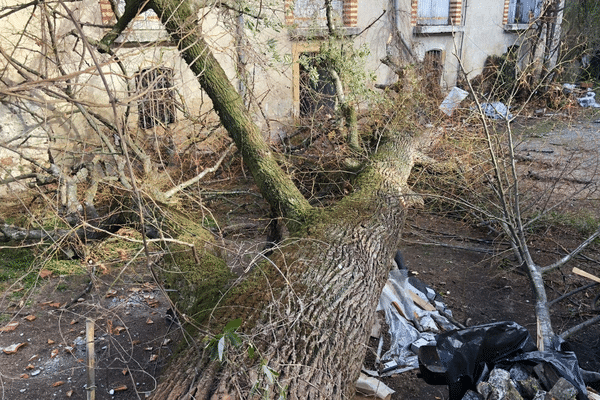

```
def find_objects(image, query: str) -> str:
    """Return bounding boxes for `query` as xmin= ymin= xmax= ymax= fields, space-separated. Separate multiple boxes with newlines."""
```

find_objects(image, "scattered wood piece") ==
xmin=355 ymin=372 xmax=395 ymax=400
xmin=3 ymin=342 xmax=27 ymax=354
xmin=113 ymin=385 xmax=127 ymax=392
xmin=573 ymin=267 xmax=600 ymax=284
xmin=0 ymin=321 xmax=19 ymax=332
xmin=391 ymin=301 xmax=407 ymax=319
xmin=409 ymin=291 xmax=436 ymax=311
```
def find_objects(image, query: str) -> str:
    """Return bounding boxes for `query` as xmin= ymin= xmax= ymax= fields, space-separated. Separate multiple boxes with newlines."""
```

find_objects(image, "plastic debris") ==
xmin=577 ymin=89 xmax=600 ymax=108
xmin=480 ymin=102 xmax=513 ymax=120
xmin=440 ymin=87 xmax=470 ymax=116
xmin=374 ymin=251 xmax=457 ymax=377
xmin=417 ymin=321 xmax=588 ymax=400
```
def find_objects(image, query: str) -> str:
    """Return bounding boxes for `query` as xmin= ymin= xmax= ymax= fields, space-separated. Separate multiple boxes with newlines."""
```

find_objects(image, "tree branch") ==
xmin=162 ymin=142 xmax=234 ymax=199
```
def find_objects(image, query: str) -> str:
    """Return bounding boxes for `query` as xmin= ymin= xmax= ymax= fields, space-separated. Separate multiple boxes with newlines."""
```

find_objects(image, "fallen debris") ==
xmin=440 ymin=87 xmax=469 ymax=116
xmin=0 ymin=321 xmax=19 ymax=332
xmin=577 ymin=89 xmax=600 ymax=108
xmin=3 ymin=342 xmax=27 ymax=354
xmin=356 ymin=373 xmax=395 ymax=400
xmin=480 ymin=102 xmax=513 ymax=120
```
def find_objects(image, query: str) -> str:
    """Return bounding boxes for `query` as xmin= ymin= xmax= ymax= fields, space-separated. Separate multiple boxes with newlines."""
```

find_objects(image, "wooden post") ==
xmin=86 ymin=319 xmax=95 ymax=400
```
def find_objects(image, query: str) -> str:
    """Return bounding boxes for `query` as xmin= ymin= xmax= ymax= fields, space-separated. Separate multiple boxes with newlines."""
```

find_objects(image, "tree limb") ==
xmin=162 ymin=142 xmax=234 ymax=199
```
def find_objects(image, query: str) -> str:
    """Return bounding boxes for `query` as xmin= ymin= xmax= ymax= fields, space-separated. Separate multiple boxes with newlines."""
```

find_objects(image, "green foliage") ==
xmin=0 ymin=246 xmax=36 ymax=284
xmin=204 ymin=318 xmax=243 ymax=362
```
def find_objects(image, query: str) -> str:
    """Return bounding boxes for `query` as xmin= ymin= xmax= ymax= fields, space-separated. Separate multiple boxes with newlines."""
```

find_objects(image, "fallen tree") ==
xmin=89 ymin=0 xmax=422 ymax=399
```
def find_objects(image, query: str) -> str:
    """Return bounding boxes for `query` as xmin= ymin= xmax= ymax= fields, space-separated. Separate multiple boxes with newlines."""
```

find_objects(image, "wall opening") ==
xmin=298 ymin=53 xmax=337 ymax=118
xmin=423 ymin=49 xmax=444 ymax=97
xmin=136 ymin=68 xmax=176 ymax=129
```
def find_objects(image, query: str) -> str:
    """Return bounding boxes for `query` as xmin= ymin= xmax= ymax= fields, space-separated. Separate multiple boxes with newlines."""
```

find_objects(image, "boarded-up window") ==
xmin=507 ymin=0 xmax=540 ymax=24
xmin=136 ymin=68 xmax=176 ymax=129
xmin=417 ymin=0 xmax=450 ymax=25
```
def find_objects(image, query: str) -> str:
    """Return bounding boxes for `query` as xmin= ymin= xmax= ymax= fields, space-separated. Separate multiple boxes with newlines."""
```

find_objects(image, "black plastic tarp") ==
xmin=418 ymin=321 xmax=588 ymax=400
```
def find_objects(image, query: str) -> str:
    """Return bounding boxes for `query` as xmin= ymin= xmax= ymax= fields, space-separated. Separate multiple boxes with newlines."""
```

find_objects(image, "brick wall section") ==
xmin=285 ymin=0 xmax=294 ymax=25
xmin=502 ymin=0 xmax=510 ymax=25
xmin=411 ymin=0 xmax=418 ymax=25
xmin=99 ymin=0 xmax=115 ymax=24
xmin=449 ymin=0 xmax=462 ymax=24
xmin=343 ymin=0 xmax=358 ymax=27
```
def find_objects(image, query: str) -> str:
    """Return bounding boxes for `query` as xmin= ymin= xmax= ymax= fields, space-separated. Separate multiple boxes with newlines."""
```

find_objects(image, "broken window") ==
xmin=507 ymin=0 xmax=540 ymax=24
xmin=417 ymin=0 xmax=450 ymax=25
xmin=298 ymin=53 xmax=337 ymax=118
xmin=135 ymin=68 xmax=176 ymax=129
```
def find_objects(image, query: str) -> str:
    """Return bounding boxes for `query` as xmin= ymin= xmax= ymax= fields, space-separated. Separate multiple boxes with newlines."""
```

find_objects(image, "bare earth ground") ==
xmin=1 ymin=113 xmax=600 ymax=399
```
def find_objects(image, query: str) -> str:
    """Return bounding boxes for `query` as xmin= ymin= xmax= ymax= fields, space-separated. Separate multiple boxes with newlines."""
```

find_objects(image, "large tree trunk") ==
xmin=100 ymin=1 xmax=420 ymax=398
xmin=152 ymin=134 xmax=417 ymax=400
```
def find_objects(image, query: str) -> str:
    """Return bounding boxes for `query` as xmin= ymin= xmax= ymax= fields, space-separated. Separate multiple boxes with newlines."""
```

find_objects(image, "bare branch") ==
xmin=162 ymin=142 xmax=235 ymax=199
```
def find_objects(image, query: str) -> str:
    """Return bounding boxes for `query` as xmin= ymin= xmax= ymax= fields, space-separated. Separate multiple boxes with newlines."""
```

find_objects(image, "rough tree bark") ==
xmin=105 ymin=1 xmax=419 ymax=399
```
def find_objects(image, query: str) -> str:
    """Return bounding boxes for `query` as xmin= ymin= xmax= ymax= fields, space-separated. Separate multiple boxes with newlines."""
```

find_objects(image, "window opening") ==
xmin=136 ymin=68 xmax=176 ymax=129
xmin=298 ymin=53 xmax=337 ymax=118
xmin=508 ymin=0 xmax=539 ymax=24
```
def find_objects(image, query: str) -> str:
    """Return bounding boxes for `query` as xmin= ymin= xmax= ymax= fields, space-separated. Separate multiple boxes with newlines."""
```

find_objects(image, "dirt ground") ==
xmin=1 ymin=114 xmax=600 ymax=399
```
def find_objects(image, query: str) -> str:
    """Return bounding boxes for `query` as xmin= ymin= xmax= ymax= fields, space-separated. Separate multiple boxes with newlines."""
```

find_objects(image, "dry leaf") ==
xmin=66 ymin=390 xmax=74 ymax=397
xmin=39 ymin=269 xmax=52 ymax=279
xmin=77 ymin=359 xmax=84 ymax=363
xmin=20 ymin=374 xmax=29 ymax=379
xmin=24 ymin=315 xmax=36 ymax=321
xmin=113 ymin=385 xmax=127 ymax=392
xmin=52 ymin=381 xmax=64 ymax=387
xmin=113 ymin=326 xmax=126 ymax=335
xmin=149 ymin=354 xmax=158 ymax=362
xmin=144 ymin=347 xmax=153 ymax=351
xmin=49 ymin=302 xmax=61 ymax=308
xmin=132 ymin=340 xmax=141 ymax=346
xmin=47 ymin=339 xmax=55 ymax=345
xmin=116 ymin=249 xmax=127 ymax=260
xmin=3 ymin=342 xmax=26 ymax=354
xmin=129 ymin=287 xmax=141 ymax=293
xmin=146 ymin=318 xmax=154 ymax=325
xmin=162 ymin=338 xmax=172 ymax=346
xmin=39 ymin=301 xmax=52 ymax=306
xmin=105 ymin=289 xmax=117 ymax=298
xmin=70 ymin=319 xmax=77 ymax=325
xmin=122 ymin=369 xmax=128 ymax=375
xmin=0 ymin=321 xmax=19 ymax=332
xmin=25 ymin=364 xmax=35 ymax=370
xmin=64 ymin=346 xmax=74 ymax=354
xmin=50 ymin=348 xmax=59 ymax=358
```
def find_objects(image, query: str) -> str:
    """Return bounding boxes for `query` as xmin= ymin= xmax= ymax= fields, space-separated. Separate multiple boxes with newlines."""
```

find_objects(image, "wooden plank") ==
xmin=409 ymin=291 xmax=436 ymax=312
xmin=573 ymin=267 xmax=600 ymax=284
